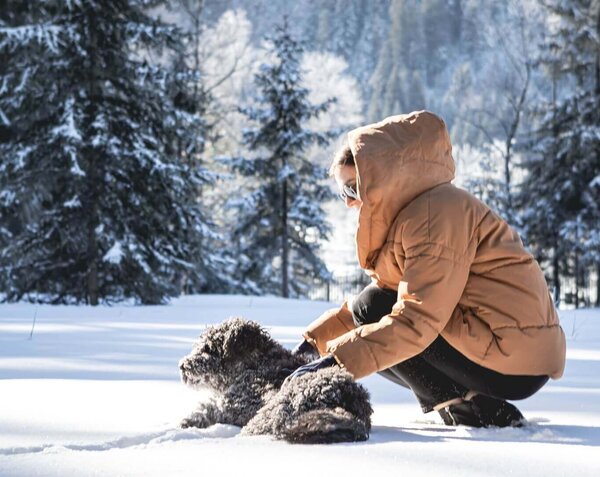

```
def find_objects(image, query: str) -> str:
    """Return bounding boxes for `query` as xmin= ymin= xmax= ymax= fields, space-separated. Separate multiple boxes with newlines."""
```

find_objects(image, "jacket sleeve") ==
xmin=302 ymin=300 xmax=356 ymax=356
xmin=325 ymin=241 xmax=473 ymax=379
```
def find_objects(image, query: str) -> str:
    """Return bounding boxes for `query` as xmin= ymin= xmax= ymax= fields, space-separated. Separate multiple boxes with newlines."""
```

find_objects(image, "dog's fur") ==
xmin=179 ymin=317 xmax=373 ymax=443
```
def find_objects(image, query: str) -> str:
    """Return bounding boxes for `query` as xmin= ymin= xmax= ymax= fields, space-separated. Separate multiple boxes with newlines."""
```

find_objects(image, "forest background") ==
xmin=0 ymin=0 xmax=598 ymax=307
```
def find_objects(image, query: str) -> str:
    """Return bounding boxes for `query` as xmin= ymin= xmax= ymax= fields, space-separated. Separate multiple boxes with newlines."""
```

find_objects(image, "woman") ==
xmin=288 ymin=111 xmax=566 ymax=428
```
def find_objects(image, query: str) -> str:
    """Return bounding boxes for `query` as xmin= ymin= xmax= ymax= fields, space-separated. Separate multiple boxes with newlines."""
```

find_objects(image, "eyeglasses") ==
xmin=339 ymin=182 xmax=358 ymax=201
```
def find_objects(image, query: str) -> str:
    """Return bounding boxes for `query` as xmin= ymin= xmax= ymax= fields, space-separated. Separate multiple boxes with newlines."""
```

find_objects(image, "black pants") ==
xmin=352 ymin=284 xmax=549 ymax=413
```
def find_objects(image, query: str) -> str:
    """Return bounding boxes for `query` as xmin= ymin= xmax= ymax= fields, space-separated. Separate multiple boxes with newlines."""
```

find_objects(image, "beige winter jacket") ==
xmin=304 ymin=111 xmax=566 ymax=380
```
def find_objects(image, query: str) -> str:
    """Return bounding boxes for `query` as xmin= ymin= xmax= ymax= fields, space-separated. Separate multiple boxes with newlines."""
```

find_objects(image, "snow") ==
xmin=1 ymin=295 xmax=599 ymax=477
xmin=62 ymin=196 xmax=81 ymax=209
xmin=51 ymin=98 xmax=81 ymax=142
xmin=0 ymin=109 xmax=9 ymax=128
xmin=102 ymin=241 xmax=123 ymax=264
xmin=69 ymin=155 xmax=85 ymax=177
xmin=0 ymin=190 xmax=16 ymax=207
xmin=0 ymin=25 xmax=65 ymax=54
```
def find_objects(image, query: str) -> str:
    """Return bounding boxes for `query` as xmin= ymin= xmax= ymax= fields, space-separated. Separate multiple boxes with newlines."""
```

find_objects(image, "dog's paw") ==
xmin=180 ymin=412 xmax=215 ymax=429
xmin=281 ymin=408 xmax=370 ymax=444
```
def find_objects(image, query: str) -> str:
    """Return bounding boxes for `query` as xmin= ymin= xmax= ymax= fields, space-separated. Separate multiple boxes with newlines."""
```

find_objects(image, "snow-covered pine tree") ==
xmin=455 ymin=1 xmax=546 ymax=229
xmin=367 ymin=0 xmax=427 ymax=121
xmin=224 ymin=20 xmax=336 ymax=298
xmin=0 ymin=0 xmax=33 ymax=293
xmin=0 ymin=0 xmax=213 ymax=304
xmin=164 ymin=0 xmax=233 ymax=295
xmin=518 ymin=0 xmax=600 ymax=306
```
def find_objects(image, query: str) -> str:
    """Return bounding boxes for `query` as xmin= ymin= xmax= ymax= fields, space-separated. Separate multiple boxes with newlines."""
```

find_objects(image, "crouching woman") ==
xmin=288 ymin=111 xmax=566 ymax=428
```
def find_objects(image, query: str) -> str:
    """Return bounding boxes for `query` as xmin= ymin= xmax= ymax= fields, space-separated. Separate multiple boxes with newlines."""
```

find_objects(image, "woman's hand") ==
xmin=291 ymin=339 xmax=316 ymax=356
xmin=284 ymin=354 xmax=337 ymax=384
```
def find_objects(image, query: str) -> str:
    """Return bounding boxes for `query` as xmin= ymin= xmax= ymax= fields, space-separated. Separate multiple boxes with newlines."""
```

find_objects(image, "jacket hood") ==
xmin=347 ymin=110 xmax=455 ymax=269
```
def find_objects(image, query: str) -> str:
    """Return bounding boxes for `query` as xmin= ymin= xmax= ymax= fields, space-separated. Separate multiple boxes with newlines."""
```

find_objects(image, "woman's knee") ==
xmin=350 ymin=296 xmax=367 ymax=327
xmin=351 ymin=284 xmax=396 ymax=327
xmin=495 ymin=375 xmax=550 ymax=401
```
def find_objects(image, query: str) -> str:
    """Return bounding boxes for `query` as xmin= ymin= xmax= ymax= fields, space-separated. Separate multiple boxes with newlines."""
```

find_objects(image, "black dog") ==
xmin=179 ymin=317 xmax=373 ymax=443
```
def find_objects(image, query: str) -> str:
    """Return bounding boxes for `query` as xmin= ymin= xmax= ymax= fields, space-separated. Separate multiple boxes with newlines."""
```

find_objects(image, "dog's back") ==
xmin=243 ymin=367 xmax=373 ymax=443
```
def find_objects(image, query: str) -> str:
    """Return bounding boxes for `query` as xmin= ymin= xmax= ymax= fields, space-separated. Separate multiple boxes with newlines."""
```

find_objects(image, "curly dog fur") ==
xmin=179 ymin=317 xmax=373 ymax=443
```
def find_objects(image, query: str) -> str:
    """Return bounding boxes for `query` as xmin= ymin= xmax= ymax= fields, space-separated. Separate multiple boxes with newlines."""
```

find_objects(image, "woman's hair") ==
xmin=328 ymin=143 xmax=355 ymax=177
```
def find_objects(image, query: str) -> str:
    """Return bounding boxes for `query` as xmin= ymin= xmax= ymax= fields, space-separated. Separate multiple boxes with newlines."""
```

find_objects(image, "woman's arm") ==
xmin=325 ymin=246 xmax=472 ymax=379
xmin=302 ymin=300 xmax=356 ymax=356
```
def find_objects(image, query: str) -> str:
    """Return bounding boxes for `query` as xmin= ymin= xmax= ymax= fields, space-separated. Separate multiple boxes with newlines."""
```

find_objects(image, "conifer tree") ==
xmin=518 ymin=0 xmax=600 ymax=306
xmin=224 ymin=20 xmax=336 ymax=298
xmin=367 ymin=0 xmax=426 ymax=120
xmin=165 ymin=0 xmax=231 ymax=294
xmin=0 ymin=0 xmax=213 ymax=304
xmin=0 ymin=2 xmax=25 ymax=292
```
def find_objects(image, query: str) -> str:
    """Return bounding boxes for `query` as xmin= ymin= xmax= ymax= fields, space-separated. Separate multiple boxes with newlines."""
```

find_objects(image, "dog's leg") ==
xmin=180 ymin=398 xmax=226 ymax=429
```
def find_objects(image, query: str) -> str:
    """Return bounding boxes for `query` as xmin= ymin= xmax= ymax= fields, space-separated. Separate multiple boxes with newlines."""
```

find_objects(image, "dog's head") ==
xmin=179 ymin=317 xmax=279 ymax=390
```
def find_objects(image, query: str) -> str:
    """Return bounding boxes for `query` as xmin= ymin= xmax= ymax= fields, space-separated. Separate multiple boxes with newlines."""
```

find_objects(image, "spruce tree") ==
xmin=0 ymin=0 xmax=213 ymax=304
xmin=455 ymin=1 xmax=544 ymax=229
xmin=367 ymin=0 xmax=426 ymax=120
xmin=518 ymin=0 xmax=600 ymax=306
xmin=0 ymin=0 xmax=33 ymax=293
xmin=165 ymin=1 xmax=230 ymax=295
xmin=224 ymin=20 xmax=336 ymax=298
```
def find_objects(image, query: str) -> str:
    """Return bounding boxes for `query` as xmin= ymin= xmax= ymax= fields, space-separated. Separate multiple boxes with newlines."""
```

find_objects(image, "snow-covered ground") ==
xmin=1 ymin=295 xmax=599 ymax=477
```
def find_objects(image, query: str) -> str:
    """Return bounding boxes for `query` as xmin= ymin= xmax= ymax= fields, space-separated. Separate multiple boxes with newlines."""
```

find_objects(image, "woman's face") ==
xmin=334 ymin=164 xmax=362 ymax=210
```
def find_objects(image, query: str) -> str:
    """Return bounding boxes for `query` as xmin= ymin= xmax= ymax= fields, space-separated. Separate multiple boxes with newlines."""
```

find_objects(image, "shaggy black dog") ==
xmin=179 ymin=317 xmax=373 ymax=443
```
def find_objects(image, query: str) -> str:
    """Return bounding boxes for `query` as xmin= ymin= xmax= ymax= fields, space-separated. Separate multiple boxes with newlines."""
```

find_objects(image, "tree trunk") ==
xmin=85 ymin=141 xmax=99 ymax=305
xmin=552 ymin=243 xmax=560 ymax=305
xmin=596 ymin=9 xmax=600 ymax=308
xmin=281 ymin=179 xmax=289 ymax=298
xmin=574 ymin=248 xmax=580 ymax=309
xmin=86 ymin=14 xmax=100 ymax=306
xmin=596 ymin=262 xmax=600 ymax=308
xmin=87 ymin=218 xmax=99 ymax=306
xmin=504 ymin=63 xmax=530 ymax=218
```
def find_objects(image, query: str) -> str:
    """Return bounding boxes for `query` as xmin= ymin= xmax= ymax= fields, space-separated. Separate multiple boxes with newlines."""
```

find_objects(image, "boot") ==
xmin=436 ymin=392 xmax=526 ymax=428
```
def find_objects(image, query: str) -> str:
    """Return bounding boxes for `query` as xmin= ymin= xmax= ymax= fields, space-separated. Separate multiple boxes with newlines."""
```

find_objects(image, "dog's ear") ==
xmin=222 ymin=319 xmax=274 ymax=359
